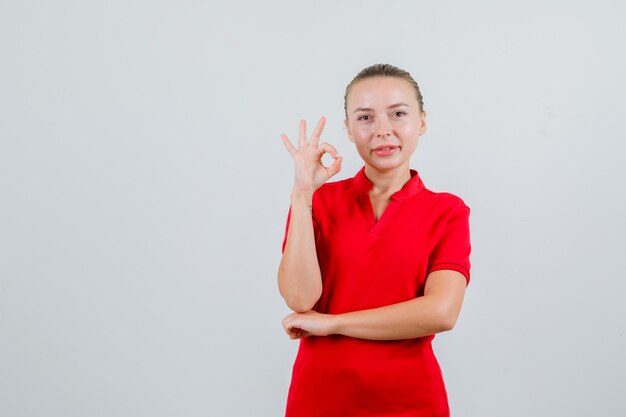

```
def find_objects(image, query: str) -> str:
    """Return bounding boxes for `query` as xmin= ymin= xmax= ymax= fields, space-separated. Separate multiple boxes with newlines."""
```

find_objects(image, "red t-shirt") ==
xmin=281 ymin=166 xmax=471 ymax=417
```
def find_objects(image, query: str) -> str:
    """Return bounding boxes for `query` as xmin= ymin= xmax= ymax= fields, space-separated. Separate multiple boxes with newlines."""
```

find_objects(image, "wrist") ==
xmin=290 ymin=189 xmax=313 ymax=207
xmin=329 ymin=314 xmax=343 ymax=336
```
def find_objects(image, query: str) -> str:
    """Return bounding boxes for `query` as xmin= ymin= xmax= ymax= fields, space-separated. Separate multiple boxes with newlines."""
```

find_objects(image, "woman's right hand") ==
xmin=281 ymin=116 xmax=343 ymax=196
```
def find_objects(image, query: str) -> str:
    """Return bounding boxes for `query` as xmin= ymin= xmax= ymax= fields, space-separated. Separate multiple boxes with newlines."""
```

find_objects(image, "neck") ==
xmin=364 ymin=163 xmax=412 ymax=195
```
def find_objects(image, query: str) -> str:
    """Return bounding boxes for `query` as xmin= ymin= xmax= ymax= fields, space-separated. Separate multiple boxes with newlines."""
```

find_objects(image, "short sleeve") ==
xmin=281 ymin=205 xmax=320 ymax=253
xmin=427 ymin=203 xmax=472 ymax=285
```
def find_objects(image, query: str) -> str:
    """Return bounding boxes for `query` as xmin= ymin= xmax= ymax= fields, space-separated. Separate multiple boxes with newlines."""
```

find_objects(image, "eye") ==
xmin=393 ymin=111 xmax=407 ymax=117
xmin=357 ymin=114 xmax=371 ymax=121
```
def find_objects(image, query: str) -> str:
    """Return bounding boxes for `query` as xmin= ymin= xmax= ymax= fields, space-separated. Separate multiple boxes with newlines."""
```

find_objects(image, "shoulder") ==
xmin=432 ymin=191 xmax=469 ymax=210
xmin=419 ymin=186 xmax=470 ymax=217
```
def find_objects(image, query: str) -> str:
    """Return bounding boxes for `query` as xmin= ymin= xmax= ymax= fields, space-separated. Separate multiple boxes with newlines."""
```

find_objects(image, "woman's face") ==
xmin=345 ymin=76 xmax=426 ymax=174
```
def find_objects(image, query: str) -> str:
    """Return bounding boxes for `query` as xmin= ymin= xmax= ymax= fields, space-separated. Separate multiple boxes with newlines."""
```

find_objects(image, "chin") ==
xmin=365 ymin=159 xmax=408 ymax=173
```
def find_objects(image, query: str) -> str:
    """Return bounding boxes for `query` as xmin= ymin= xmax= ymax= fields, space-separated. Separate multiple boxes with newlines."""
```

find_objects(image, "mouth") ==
xmin=374 ymin=144 xmax=399 ymax=150
xmin=372 ymin=145 xmax=400 ymax=156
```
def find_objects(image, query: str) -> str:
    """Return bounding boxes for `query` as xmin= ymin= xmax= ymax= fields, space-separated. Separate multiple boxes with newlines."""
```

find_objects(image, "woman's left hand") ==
xmin=282 ymin=310 xmax=337 ymax=339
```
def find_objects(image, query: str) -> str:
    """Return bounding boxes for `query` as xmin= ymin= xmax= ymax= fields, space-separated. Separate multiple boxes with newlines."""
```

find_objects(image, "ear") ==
xmin=345 ymin=119 xmax=355 ymax=143
xmin=418 ymin=111 xmax=427 ymax=136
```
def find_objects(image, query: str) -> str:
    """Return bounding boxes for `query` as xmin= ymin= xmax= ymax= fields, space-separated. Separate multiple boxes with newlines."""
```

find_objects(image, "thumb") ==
xmin=327 ymin=156 xmax=343 ymax=178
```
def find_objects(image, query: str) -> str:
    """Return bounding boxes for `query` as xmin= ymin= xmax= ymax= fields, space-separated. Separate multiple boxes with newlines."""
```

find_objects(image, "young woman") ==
xmin=278 ymin=64 xmax=471 ymax=417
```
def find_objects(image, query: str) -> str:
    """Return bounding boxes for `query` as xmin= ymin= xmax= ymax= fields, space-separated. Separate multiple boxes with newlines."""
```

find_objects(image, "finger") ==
xmin=287 ymin=325 xmax=304 ymax=339
xmin=282 ymin=312 xmax=298 ymax=324
xmin=298 ymin=119 xmax=307 ymax=147
xmin=309 ymin=116 xmax=326 ymax=146
xmin=287 ymin=319 xmax=301 ymax=331
xmin=282 ymin=317 xmax=290 ymax=332
xmin=280 ymin=133 xmax=297 ymax=156
xmin=318 ymin=142 xmax=339 ymax=158
xmin=327 ymin=156 xmax=343 ymax=177
xmin=282 ymin=316 xmax=293 ymax=329
xmin=284 ymin=323 xmax=299 ymax=336
xmin=282 ymin=316 xmax=299 ymax=331
xmin=286 ymin=327 xmax=298 ymax=338
xmin=290 ymin=328 xmax=309 ymax=340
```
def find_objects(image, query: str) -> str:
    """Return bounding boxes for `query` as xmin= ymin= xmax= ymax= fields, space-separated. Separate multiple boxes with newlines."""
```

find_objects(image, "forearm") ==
xmin=332 ymin=295 xmax=458 ymax=341
xmin=277 ymin=190 xmax=323 ymax=312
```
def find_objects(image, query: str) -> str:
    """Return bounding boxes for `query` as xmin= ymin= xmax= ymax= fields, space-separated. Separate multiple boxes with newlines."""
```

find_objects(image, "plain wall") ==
xmin=1 ymin=1 xmax=625 ymax=416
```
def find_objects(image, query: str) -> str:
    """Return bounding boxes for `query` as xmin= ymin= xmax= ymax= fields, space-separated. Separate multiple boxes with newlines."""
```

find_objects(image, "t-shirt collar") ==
xmin=354 ymin=165 xmax=425 ymax=201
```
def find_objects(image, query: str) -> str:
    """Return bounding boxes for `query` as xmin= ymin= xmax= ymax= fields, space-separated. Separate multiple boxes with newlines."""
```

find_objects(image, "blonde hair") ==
xmin=344 ymin=64 xmax=424 ymax=120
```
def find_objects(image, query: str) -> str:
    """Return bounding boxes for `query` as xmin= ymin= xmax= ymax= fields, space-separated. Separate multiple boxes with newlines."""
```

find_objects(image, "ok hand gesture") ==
xmin=281 ymin=117 xmax=343 ymax=196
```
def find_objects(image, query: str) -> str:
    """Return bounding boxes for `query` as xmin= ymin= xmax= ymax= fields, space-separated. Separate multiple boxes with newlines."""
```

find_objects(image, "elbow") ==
xmin=438 ymin=315 xmax=457 ymax=332
xmin=434 ymin=306 xmax=460 ymax=333
xmin=283 ymin=293 xmax=320 ymax=313
xmin=277 ymin=266 xmax=323 ymax=313
xmin=278 ymin=280 xmax=322 ymax=313
xmin=286 ymin=300 xmax=315 ymax=314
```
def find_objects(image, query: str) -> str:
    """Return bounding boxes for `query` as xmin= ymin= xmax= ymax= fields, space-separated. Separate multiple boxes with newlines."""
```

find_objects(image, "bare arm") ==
xmin=282 ymin=269 xmax=467 ymax=340
xmin=277 ymin=117 xmax=342 ymax=313
xmin=278 ymin=191 xmax=322 ymax=312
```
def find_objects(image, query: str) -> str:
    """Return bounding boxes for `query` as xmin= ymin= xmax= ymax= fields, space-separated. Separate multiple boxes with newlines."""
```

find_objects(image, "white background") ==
xmin=1 ymin=1 xmax=625 ymax=416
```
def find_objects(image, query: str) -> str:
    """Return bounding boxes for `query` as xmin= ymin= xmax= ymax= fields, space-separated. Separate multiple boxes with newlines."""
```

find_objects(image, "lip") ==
xmin=372 ymin=145 xmax=400 ymax=157
xmin=373 ymin=144 xmax=399 ymax=151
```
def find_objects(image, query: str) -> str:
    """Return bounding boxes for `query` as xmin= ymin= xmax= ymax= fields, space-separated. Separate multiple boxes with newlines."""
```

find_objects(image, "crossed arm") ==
xmin=277 ymin=190 xmax=468 ymax=341
xmin=277 ymin=188 xmax=468 ymax=342
xmin=281 ymin=269 xmax=467 ymax=341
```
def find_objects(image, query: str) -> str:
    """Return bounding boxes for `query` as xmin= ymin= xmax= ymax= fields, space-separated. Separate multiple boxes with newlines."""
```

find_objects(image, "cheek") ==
xmin=351 ymin=131 xmax=371 ymax=154
xmin=398 ymin=121 xmax=421 ymax=137
xmin=353 ymin=124 xmax=374 ymax=138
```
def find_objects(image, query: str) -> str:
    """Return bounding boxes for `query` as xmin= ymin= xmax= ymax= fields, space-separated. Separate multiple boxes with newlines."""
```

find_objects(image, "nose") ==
xmin=375 ymin=117 xmax=392 ymax=137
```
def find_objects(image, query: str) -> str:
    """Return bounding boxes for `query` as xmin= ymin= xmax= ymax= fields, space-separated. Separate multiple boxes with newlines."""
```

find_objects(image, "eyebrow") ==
xmin=352 ymin=102 xmax=410 ymax=114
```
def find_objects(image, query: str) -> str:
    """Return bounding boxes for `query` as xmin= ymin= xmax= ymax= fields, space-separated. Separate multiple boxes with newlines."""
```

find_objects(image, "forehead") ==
xmin=347 ymin=77 xmax=416 ymax=109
